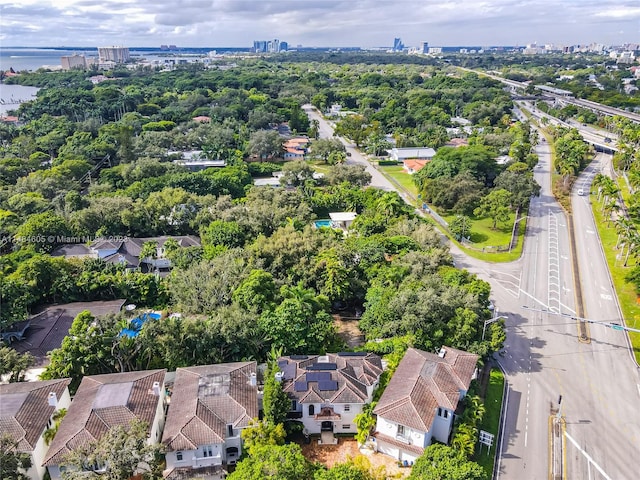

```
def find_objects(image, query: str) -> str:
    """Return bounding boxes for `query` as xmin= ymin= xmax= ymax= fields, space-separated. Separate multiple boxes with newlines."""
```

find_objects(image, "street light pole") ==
xmin=509 ymin=214 xmax=528 ymax=253
xmin=483 ymin=309 xmax=509 ymax=341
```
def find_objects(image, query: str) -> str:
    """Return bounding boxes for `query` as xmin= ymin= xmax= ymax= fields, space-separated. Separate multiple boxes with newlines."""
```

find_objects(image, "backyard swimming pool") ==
xmin=119 ymin=311 xmax=161 ymax=338
xmin=314 ymin=219 xmax=333 ymax=228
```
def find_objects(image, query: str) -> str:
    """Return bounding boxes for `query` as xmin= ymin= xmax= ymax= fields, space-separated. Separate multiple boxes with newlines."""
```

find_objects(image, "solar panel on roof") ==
xmin=318 ymin=380 xmax=338 ymax=391
xmin=294 ymin=381 xmax=308 ymax=392
xmin=290 ymin=355 xmax=309 ymax=360
xmin=306 ymin=362 xmax=337 ymax=371
xmin=278 ymin=360 xmax=288 ymax=368
xmin=337 ymin=351 xmax=368 ymax=356
xmin=306 ymin=372 xmax=331 ymax=382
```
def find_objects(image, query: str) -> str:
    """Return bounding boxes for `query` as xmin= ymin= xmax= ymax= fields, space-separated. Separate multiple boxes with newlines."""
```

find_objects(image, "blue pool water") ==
xmin=314 ymin=219 xmax=332 ymax=228
xmin=120 ymin=312 xmax=161 ymax=338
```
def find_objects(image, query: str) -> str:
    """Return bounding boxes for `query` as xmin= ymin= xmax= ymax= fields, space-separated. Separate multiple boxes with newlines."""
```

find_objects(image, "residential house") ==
xmin=279 ymin=352 xmax=383 ymax=435
xmin=373 ymin=347 xmax=479 ymax=463
xmin=402 ymin=159 xmax=429 ymax=175
xmin=52 ymin=236 xmax=201 ymax=273
xmin=388 ymin=147 xmax=436 ymax=162
xmin=283 ymin=137 xmax=309 ymax=160
xmin=0 ymin=379 xmax=71 ymax=480
xmin=328 ymin=212 xmax=358 ymax=231
xmin=42 ymin=370 xmax=167 ymax=480
xmin=445 ymin=138 xmax=469 ymax=148
xmin=162 ymin=362 xmax=258 ymax=479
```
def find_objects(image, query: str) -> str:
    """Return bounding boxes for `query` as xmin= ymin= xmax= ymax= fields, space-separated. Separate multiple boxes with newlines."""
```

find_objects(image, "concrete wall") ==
xmin=430 ymin=407 xmax=453 ymax=444
xmin=375 ymin=416 xmax=430 ymax=449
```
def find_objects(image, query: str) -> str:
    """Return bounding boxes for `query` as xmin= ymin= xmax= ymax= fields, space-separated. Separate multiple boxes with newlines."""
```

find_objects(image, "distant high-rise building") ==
xmin=253 ymin=39 xmax=287 ymax=53
xmin=61 ymin=54 xmax=87 ymax=70
xmin=98 ymin=46 xmax=130 ymax=63
xmin=421 ymin=41 xmax=429 ymax=54
xmin=393 ymin=37 xmax=404 ymax=52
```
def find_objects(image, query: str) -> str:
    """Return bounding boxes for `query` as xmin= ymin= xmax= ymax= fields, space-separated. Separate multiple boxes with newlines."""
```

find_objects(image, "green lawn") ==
xmin=378 ymin=165 xmax=419 ymax=198
xmin=475 ymin=369 xmax=505 ymax=477
xmin=591 ymin=197 xmax=640 ymax=363
xmin=374 ymin=163 xmax=527 ymax=262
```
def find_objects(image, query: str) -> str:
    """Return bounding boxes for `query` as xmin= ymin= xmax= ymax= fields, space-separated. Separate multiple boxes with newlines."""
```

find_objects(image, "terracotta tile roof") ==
xmin=43 ymin=369 xmax=166 ymax=467
xmin=0 ymin=379 xmax=70 ymax=452
xmin=373 ymin=347 xmax=479 ymax=433
xmin=402 ymin=159 xmax=429 ymax=172
xmin=280 ymin=353 xmax=383 ymax=405
xmin=162 ymin=362 xmax=257 ymax=452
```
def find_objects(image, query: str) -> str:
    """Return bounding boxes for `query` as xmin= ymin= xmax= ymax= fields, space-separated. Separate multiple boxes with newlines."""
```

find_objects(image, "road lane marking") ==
xmin=565 ymin=431 xmax=613 ymax=480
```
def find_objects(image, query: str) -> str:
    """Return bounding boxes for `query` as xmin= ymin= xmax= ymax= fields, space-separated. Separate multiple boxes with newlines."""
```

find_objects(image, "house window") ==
xmin=308 ymin=405 xmax=315 ymax=416
xmin=342 ymin=424 xmax=351 ymax=430
xmin=176 ymin=451 xmax=183 ymax=461
xmin=227 ymin=425 xmax=234 ymax=437
xmin=344 ymin=404 xmax=351 ymax=412
xmin=397 ymin=425 xmax=405 ymax=436
xmin=438 ymin=408 xmax=449 ymax=418
xmin=291 ymin=400 xmax=297 ymax=411
xmin=203 ymin=445 xmax=213 ymax=457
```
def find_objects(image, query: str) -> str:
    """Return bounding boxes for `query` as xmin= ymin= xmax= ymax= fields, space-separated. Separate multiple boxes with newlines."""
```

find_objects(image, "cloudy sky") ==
xmin=1 ymin=0 xmax=638 ymax=48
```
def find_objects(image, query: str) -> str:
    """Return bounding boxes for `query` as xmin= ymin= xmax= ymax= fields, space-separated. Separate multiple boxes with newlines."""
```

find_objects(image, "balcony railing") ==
xmin=396 ymin=434 xmax=411 ymax=444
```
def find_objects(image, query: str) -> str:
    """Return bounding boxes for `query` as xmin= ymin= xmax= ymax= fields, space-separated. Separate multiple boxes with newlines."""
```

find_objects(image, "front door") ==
xmin=321 ymin=421 xmax=333 ymax=431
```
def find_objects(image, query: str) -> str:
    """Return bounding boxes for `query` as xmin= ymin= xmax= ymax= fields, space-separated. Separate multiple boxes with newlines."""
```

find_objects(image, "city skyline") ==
xmin=0 ymin=0 xmax=638 ymax=48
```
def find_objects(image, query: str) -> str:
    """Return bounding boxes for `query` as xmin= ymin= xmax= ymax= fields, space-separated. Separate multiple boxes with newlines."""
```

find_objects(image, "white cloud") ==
xmin=0 ymin=0 xmax=636 ymax=47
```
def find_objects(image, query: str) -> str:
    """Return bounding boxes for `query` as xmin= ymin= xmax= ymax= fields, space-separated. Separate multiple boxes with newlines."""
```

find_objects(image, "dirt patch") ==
xmin=333 ymin=315 xmax=365 ymax=348
xmin=298 ymin=437 xmax=410 ymax=478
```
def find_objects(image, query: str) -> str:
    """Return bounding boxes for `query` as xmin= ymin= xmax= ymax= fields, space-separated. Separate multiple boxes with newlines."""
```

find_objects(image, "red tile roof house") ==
xmin=278 ymin=353 xmax=383 ymax=438
xmin=402 ymin=159 xmax=429 ymax=174
xmin=42 ymin=370 xmax=167 ymax=480
xmin=161 ymin=362 xmax=258 ymax=479
xmin=0 ymin=379 xmax=71 ymax=480
xmin=283 ymin=137 xmax=309 ymax=160
xmin=372 ymin=347 xmax=479 ymax=464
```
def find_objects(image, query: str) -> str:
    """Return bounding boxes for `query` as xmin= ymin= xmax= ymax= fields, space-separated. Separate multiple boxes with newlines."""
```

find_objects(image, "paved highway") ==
xmin=566 ymin=154 xmax=640 ymax=480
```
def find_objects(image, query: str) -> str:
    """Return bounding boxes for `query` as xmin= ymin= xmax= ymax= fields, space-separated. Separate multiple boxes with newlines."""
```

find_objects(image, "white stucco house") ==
xmin=328 ymin=212 xmax=358 ymax=231
xmin=279 ymin=352 xmax=383 ymax=436
xmin=373 ymin=347 xmax=479 ymax=463
xmin=42 ymin=370 xmax=167 ymax=480
xmin=0 ymin=379 xmax=72 ymax=480
xmin=161 ymin=362 xmax=258 ymax=479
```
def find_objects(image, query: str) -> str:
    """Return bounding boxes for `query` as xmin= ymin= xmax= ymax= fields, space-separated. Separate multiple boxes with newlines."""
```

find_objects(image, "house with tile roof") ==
xmin=52 ymin=236 xmax=201 ymax=273
xmin=278 ymin=352 xmax=383 ymax=436
xmin=161 ymin=362 xmax=258 ymax=479
xmin=372 ymin=346 xmax=479 ymax=463
xmin=283 ymin=137 xmax=309 ymax=159
xmin=42 ymin=370 xmax=166 ymax=480
xmin=402 ymin=159 xmax=430 ymax=175
xmin=0 ymin=379 xmax=71 ymax=480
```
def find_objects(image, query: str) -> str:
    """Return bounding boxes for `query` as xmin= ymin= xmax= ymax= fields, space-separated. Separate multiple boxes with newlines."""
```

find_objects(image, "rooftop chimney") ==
xmin=249 ymin=372 xmax=257 ymax=387
xmin=438 ymin=348 xmax=447 ymax=358
xmin=48 ymin=392 xmax=58 ymax=407
xmin=152 ymin=381 xmax=161 ymax=396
